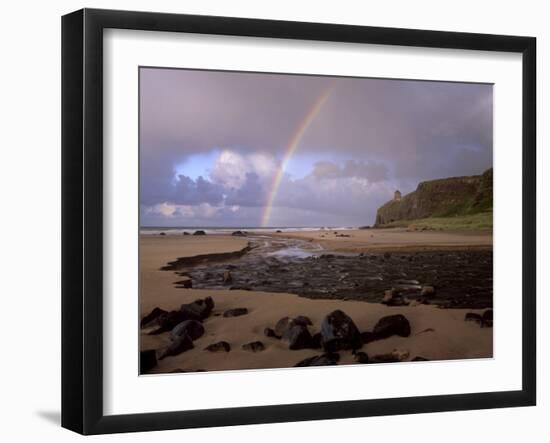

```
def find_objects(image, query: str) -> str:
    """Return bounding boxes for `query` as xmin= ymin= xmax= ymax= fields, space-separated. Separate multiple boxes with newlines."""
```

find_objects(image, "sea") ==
xmin=139 ymin=226 xmax=356 ymax=236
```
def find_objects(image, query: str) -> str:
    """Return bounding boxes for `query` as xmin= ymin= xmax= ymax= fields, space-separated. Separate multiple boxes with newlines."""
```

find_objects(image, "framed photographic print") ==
xmin=61 ymin=8 xmax=536 ymax=435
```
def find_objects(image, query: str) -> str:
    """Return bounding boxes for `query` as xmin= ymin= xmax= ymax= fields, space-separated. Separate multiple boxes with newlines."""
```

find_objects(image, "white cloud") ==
xmin=209 ymin=149 xmax=278 ymax=189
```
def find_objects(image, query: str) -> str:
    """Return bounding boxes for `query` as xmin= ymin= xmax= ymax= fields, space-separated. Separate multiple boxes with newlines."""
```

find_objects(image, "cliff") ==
xmin=375 ymin=168 xmax=493 ymax=226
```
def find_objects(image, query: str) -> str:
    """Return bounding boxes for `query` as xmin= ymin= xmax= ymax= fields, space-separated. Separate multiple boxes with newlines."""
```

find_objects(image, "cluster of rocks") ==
xmin=140 ymin=304 xmax=426 ymax=372
xmin=140 ymin=298 xmax=258 ymax=373
xmin=464 ymin=309 xmax=493 ymax=328
xmin=261 ymin=309 xmax=419 ymax=367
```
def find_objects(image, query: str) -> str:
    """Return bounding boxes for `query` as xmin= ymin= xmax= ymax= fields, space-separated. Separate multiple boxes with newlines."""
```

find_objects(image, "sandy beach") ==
xmin=140 ymin=231 xmax=493 ymax=373
xmin=275 ymin=228 xmax=493 ymax=253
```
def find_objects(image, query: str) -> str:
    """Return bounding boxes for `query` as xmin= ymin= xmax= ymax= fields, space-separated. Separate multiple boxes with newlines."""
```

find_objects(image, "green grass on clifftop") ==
xmin=380 ymin=211 xmax=493 ymax=231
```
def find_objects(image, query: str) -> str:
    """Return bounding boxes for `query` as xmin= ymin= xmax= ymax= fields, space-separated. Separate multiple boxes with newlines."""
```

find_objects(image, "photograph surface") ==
xmin=139 ymin=68 xmax=493 ymax=374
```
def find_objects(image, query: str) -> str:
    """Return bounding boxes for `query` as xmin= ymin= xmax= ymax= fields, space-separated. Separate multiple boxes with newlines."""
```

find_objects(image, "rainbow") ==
xmin=261 ymin=85 xmax=335 ymax=227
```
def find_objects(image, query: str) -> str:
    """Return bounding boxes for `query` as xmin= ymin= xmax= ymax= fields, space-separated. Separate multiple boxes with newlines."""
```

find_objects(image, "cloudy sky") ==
xmin=140 ymin=68 xmax=492 ymax=227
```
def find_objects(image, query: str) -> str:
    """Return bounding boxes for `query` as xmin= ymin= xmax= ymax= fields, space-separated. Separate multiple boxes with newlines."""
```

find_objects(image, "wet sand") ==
xmin=276 ymin=228 xmax=492 ymax=253
xmin=140 ymin=232 xmax=493 ymax=373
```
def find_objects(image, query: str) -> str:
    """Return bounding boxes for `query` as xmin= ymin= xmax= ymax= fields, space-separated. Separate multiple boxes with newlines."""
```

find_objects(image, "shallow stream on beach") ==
xmin=169 ymin=235 xmax=493 ymax=309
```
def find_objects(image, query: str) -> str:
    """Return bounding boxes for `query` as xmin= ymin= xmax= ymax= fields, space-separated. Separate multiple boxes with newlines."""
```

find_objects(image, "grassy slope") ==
xmin=380 ymin=211 xmax=493 ymax=230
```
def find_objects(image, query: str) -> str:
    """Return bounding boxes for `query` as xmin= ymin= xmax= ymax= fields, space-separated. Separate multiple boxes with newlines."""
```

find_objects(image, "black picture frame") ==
xmin=62 ymin=8 xmax=536 ymax=435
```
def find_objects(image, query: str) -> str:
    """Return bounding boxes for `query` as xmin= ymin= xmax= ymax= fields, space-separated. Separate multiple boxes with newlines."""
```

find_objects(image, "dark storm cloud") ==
xmin=139 ymin=67 xmax=492 ymax=226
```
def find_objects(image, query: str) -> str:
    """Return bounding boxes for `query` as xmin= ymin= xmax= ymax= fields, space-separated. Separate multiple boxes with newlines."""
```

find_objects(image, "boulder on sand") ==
xmin=264 ymin=327 xmax=278 ymax=338
xmin=353 ymin=351 xmax=369 ymax=364
xmin=231 ymin=230 xmax=246 ymax=237
xmin=372 ymin=314 xmax=411 ymax=339
xmin=295 ymin=353 xmax=340 ymax=367
xmin=179 ymin=296 xmax=214 ymax=321
xmin=193 ymin=230 xmax=206 ymax=235
xmin=242 ymin=341 xmax=265 ymax=352
xmin=148 ymin=310 xmax=188 ymax=334
xmin=482 ymin=309 xmax=493 ymax=327
xmin=223 ymin=307 xmax=248 ymax=317
xmin=274 ymin=315 xmax=313 ymax=338
xmin=170 ymin=320 xmax=205 ymax=341
xmin=158 ymin=334 xmax=194 ymax=360
xmin=320 ymin=310 xmax=362 ymax=352
xmin=204 ymin=341 xmax=231 ymax=352
xmin=140 ymin=307 xmax=167 ymax=328
xmin=464 ymin=312 xmax=483 ymax=324
xmin=282 ymin=324 xmax=313 ymax=350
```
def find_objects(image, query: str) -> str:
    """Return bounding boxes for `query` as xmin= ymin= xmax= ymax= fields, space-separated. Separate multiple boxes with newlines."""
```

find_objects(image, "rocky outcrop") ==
xmin=375 ymin=168 xmax=493 ymax=226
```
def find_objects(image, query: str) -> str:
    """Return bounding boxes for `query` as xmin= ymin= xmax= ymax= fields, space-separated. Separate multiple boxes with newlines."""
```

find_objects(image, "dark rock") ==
xmin=464 ymin=312 xmax=483 ymax=324
xmin=482 ymin=309 xmax=493 ymax=327
xmin=276 ymin=230 xmax=282 ymax=233
xmin=382 ymin=288 xmax=411 ymax=306
xmin=264 ymin=327 xmax=278 ymax=338
xmin=274 ymin=317 xmax=292 ymax=337
xmin=193 ymin=230 xmax=206 ymax=235
xmin=310 ymin=332 xmax=322 ymax=349
xmin=223 ymin=307 xmax=248 ymax=317
xmin=360 ymin=331 xmax=377 ymax=344
xmin=242 ymin=341 xmax=265 ymax=352
xmin=373 ymin=314 xmax=411 ymax=339
xmin=140 ymin=350 xmax=157 ymax=373
xmin=178 ymin=297 xmax=214 ymax=321
xmin=204 ymin=341 xmax=231 ymax=352
xmin=148 ymin=310 xmax=188 ymax=334
xmin=354 ymin=351 xmax=369 ymax=364
xmin=140 ymin=307 xmax=167 ymax=328
xmin=183 ymin=231 xmax=190 ymax=235
xmin=369 ymin=353 xmax=401 ymax=364
xmin=282 ymin=324 xmax=313 ymax=350
xmin=158 ymin=334 xmax=194 ymax=360
xmin=174 ymin=278 xmax=192 ymax=288
xmin=231 ymin=230 xmax=246 ymax=237
xmin=171 ymin=320 xmax=205 ymax=341
xmin=412 ymin=356 xmax=429 ymax=361
xmin=295 ymin=353 xmax=340 ymax=367
xmin=420 ymin=285 xmax=436 ymax=297
xmin=320 ymin=310 xmax=362 ymax=352
xmin=273 ymin=316 xmax=312 ymax=339
xmin=293 ymin=315 xmax=313 ymax=326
